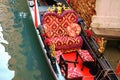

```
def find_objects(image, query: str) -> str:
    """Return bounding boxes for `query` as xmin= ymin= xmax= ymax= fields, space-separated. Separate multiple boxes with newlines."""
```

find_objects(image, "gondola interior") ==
xmin=28 ymin=0 xmax=119 ymax=80
xmin=39 ymin=3 xmax=96 ymax=80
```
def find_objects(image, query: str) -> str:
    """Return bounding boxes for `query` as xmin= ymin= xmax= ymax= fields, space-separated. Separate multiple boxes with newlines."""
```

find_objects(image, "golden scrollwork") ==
xmin=97 ymin=37 xmax=107 ymax=53
xmin=47 ymin=2 xmax=70 ymax=14
xmin=57 ymin=3 xmax=63 ymax=15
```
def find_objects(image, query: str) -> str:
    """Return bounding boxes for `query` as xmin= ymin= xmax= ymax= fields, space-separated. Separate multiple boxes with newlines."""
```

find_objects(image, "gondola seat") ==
xmin=41 ymin=5 xmax=95 ymax=79
xmin=78 ymin=50 xmax=94 ymax=62
xmin=77 ymin=49 xmax=94 ymax=70
xmin=59 ymin=53 xmax=83 ymax=80
xmin=42 ymin=10 xmax=83 ymax=52
xmin=67 ymin=67 xmax=83 ymax=80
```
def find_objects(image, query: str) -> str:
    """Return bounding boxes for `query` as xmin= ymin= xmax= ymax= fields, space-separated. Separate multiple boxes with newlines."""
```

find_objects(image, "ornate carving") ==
xmin=97 ymin=37 xmax=107 ymax=53
xmin=47 ymin=2 xmax=71 ymax=14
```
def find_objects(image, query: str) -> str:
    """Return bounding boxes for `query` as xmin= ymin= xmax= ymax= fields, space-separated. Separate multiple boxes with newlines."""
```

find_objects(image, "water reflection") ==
xmin=0 ymin=0 xmax=54 ymax=80
xmin=19 ymin=12 xmax=27 ymax=19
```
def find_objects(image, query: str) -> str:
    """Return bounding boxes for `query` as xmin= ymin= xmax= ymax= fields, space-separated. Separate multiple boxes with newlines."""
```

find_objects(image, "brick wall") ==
xmin=70 ymin=0 xmax=96 ymax=28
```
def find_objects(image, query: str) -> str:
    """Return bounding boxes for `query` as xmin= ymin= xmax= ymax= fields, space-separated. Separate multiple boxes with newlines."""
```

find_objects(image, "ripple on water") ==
xmin=1 ymin=0 xmax=50 ymax=80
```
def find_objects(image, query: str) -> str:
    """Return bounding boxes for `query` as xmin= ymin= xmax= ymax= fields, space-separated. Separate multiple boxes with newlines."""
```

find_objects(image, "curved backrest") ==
xmin=42 ymin=10 xmax=78 ymax=38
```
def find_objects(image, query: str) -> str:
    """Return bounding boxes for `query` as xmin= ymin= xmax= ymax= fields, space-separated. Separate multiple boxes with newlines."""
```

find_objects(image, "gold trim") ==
xmin=47 ymin=2 xmax=71 ymax=14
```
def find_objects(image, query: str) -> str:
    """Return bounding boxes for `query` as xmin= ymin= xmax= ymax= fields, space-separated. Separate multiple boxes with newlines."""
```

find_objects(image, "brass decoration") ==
xmin=57 ymin=2 xmax=63 ymax=15
xmin=50 ymin=43 xmax=56 ymax=57
xmin=97 ymin=37 xmax=107 ymax=53
xmin=47 ymin=2 xmax=70 ymax=14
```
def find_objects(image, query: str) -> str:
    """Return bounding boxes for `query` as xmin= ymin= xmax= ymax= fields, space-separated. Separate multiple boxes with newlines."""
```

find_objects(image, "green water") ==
xmin=3 ymin=0 xmax=54 ymax=80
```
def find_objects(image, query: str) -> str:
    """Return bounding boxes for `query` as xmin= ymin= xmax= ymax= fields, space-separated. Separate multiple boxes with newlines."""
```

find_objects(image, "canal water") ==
xmin=0 ymin=0 xmax=54 ymax=80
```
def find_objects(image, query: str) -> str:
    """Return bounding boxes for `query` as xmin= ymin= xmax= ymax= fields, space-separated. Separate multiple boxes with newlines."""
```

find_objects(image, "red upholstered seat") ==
xmin=44 ymin=36 xmax=83 ymax=51
xmin=77 ymin=49 xmax=94 ymax=70
xmin=77 ymin=50 xmax=94 ymax=62
xmin=42 ymin=10 xmax=79 ymax=38
xmin=67 ymin=67 xmax=83 ymax=80
xmin=42 ymin=10 xmax=83 ymax=51
xmin=58 ymin=52 xmax=83 ymax=80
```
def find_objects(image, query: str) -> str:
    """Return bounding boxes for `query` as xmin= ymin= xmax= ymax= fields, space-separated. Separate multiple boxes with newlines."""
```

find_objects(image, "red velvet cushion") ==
xmin=67 ymin=23 xmax=81 ymax=37
xmin=44 ymin=36 xmax=83 ymax=51
xmin=78 ymin=50 xmax=94 ymax=62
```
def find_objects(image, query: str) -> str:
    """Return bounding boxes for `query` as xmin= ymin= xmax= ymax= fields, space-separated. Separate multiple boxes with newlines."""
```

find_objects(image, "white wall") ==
xmin=91 ymin=0 xmax=120 ymax=28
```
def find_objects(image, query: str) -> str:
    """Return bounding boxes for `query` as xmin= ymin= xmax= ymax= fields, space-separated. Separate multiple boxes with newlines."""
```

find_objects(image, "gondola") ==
xmin=27 ymin=0 xmax=118 ymax=80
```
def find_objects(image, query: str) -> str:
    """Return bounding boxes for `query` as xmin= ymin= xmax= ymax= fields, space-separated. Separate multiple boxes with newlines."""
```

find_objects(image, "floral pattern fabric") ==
xmin=42 ymin=10 xmax=78 ymax=38
xmin=44 ymin=36 xmax=83 ymax=51
xmin=77 ymin=50 xmax=94 ymax=62
xmin=67 ymin=23 xmax=81 ymax=37
xmin=68 ymin=67 xmax=83 ymax=79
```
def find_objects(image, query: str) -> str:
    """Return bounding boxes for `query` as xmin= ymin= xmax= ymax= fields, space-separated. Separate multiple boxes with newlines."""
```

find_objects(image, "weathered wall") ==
xmin=91 ymin=0 xmax=120 ymax=28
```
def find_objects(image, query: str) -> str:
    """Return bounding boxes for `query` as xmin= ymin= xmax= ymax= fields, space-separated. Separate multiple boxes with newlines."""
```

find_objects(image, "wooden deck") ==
xmin=92 ymin=27 xmax=120 ymax=40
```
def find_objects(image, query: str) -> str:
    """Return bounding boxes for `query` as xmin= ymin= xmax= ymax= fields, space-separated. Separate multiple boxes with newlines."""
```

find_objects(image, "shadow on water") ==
xmin=8 ymin=0 xmax=54 ymax=80
xmin=21 ymin=16 xmax=54 ymax=80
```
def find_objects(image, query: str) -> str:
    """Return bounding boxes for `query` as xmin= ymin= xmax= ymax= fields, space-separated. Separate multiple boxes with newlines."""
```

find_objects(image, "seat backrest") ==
xmin=42 ymin=10 xmax=78 ymax=38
